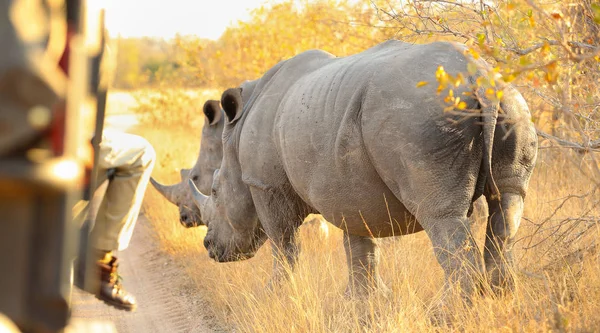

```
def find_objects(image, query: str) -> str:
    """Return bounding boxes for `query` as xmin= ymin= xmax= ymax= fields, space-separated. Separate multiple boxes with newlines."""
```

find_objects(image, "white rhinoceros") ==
xmin=190 ymin=40 xmax=538 ymax=298
xmin=150 ymin=99 xmax=225 ymax=227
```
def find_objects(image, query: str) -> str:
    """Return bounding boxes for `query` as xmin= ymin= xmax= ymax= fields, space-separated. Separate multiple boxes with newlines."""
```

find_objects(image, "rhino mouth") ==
xmin=209 ymin=248 xmax=256 ymax=262
xmin=181 ymin=220 xmax=204 ymax=228
xmin=179 ymin=211 xmax=204 ymax=228
xmin=208 ymin=233 xmax=265 ymax=263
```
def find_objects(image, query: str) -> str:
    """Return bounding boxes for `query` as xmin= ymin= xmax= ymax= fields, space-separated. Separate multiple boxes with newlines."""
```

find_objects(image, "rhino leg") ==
xmin=343 ymin=233 xmax=389 ymax=297
xmin=249 ymin=186 xmax=306 ymax=287
xmin=484 ymin=192 xmax=523 ymax=291
xmin=420 ymin=216 xmax=484 ymax=301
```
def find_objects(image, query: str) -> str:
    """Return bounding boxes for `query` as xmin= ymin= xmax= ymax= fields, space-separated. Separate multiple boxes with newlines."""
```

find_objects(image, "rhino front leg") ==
xmin=267 ymin=236 xmax=300 ymax=289
xmin=484 ymin=192 xmax=523 ymax=291
xmin=249 ymin=186 xmax=305 ymax=288
xmin=343 ymin=233 xmax=389 ymax=297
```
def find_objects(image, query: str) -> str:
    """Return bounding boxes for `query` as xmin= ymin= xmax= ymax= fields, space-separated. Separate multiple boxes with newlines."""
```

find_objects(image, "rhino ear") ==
xmin=221 ymin=87 xmax=243 ymax=123
xmin=203 ymin=100 xmax=222 ymax=126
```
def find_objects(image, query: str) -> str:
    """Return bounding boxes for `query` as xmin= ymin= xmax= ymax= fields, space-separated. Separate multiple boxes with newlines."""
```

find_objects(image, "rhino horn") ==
xmin=179 ymin=168 xmax=191 ymax=181
xmin=188 ymin=179 xmax=208 ymax=208
xmin=150 ymin=177 xmax=180 ymax=204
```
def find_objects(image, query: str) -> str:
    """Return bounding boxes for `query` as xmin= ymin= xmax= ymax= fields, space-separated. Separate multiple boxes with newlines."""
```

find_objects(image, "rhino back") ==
xmin=237 ymin=50 xmax=336 ymax=186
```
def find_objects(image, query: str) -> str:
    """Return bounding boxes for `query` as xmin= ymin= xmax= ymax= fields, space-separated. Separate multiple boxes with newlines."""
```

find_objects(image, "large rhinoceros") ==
xmin=151 ymin=81 xmax=257 ymax=227
xmin=189 ymin=40 xmax=538 ymax=298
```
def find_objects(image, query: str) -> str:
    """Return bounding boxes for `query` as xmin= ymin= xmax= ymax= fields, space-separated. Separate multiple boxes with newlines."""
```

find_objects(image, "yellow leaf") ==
xmin=436 ymin=65 xmax=446 ymax=80
xmin=541 ymin=42 xmax=551 ymax=55
xmin=416 ymin=81 xmax=429 ymax=88
xmin=437 ymin=84 xmax=446 ymax=95
xmin=476 ymin=76 xmax=485 ymax=87
xmin=546 ymin=61 xmax=557 ymax=71
xmin=467 ymin=62 xmax=478 ymax=75
xmin=477 ymin=33 xmax=485 ymax=46
xmin=502 ymin=74 xmax=516 ymax=83
xmin=457 ymin=101 xmax=468 ymax=110
xmin=526 ymin=71 xmax=535 ymax=80
xmin=455 ymin=73 xmax=465 ymax=87
xmin=496 ymin=90 xmax=504 ymax=100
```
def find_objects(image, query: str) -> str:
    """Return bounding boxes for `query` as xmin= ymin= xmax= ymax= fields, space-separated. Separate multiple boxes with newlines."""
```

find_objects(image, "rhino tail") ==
xmin=478 ymin=87 xmax=501 ymax=201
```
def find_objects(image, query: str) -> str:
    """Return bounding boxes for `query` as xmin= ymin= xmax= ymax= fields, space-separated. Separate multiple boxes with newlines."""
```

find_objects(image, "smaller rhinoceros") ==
xmin=150 ymin=100 xmax=224 ymax=227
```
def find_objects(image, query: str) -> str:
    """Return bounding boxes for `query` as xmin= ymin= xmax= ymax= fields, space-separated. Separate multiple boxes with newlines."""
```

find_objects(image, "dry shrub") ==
xmin=132 ymin=88 xmax=221 ymax=130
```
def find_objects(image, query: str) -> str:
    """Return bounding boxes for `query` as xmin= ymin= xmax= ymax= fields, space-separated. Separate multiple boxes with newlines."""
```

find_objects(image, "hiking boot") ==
xmin=97 ymin=256 xmax=137 ymax=311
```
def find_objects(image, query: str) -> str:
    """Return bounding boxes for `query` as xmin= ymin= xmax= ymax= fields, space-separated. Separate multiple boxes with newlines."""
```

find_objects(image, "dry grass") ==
xmin=121 ymin=89 xmax=600 ymax=332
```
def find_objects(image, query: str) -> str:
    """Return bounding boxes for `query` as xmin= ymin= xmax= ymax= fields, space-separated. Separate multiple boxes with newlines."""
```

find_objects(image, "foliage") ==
xmin=112 ymin=0 xmax=398 ymax=89
xmin=373 ymin=0 xmax=599 ymax=153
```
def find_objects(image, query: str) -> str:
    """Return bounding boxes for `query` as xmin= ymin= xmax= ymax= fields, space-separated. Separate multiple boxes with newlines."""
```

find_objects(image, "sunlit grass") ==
xmin=115 ymin=89 xmax=600 ymax=332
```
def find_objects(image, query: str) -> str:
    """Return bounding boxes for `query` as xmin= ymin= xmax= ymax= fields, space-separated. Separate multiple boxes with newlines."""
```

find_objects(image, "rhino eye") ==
xmin=192 ymin=175 xmax=199 ymax=181
xmin=211 ymin=188 xmax=217 ymax=196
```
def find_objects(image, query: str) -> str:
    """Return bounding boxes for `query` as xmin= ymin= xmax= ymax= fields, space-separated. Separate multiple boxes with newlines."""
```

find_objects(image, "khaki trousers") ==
xmin=90 ymin=129 xmax=155 ymax=251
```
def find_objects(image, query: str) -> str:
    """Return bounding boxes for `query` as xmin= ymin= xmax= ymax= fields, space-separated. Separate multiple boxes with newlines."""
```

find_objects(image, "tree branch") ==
xmin=536 ymin=129 xmax=600 ymax=153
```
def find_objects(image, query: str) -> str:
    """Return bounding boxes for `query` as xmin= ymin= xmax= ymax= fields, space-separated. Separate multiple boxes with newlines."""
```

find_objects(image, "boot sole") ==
xmin=96 ymin=294 xmax=137 ymax=312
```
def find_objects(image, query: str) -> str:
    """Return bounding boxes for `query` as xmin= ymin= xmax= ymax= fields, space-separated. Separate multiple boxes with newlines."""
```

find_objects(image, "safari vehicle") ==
xmin=0 ymin=0 xmax=112 ymax=331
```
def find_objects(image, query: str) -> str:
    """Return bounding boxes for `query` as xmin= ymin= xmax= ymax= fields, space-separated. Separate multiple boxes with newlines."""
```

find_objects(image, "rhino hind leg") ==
xmin=483 ymin=192 xmax=524 ymax=292
xmin=343 ymin=233 xmax=390 ymax=297
xmin=420 ymin=215 xmax=485 ymax=302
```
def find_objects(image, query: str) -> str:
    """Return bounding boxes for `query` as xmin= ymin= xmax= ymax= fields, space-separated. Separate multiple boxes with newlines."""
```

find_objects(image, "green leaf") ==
xmin=592 ymin=3 xmax=600 ymax=24
xmin=477 ymin=33 xmax=486 ymax=45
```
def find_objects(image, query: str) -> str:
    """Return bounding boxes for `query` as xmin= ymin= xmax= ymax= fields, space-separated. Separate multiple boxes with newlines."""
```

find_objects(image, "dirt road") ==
xmin=69 ymin=215 xmax=218 ymax=333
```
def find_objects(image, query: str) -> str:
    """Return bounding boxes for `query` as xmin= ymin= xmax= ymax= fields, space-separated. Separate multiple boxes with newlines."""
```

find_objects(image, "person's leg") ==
xmin=92 ymin=130 xmax=156 ymax=250
xmin=89 ymin=130 xmax=155 ymax=310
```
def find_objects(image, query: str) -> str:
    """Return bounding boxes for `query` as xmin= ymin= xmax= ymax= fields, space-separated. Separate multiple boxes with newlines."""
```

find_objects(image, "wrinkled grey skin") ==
xmin=190 ymin=40 xmax=538 ymax=298
xmin=152 ymin=80 xmax=258 ymax=227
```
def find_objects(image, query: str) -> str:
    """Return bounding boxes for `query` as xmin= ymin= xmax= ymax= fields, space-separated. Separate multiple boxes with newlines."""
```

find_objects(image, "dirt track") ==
xmin=69 ymin=215 xmax=218 ymax=333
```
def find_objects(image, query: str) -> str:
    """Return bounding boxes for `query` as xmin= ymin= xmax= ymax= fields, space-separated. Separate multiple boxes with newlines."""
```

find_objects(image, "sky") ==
xmin=103 ymin=0 xmax=275 ymax=40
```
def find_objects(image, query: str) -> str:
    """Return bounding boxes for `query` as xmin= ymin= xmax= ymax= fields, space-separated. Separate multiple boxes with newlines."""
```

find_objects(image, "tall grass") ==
xmin=127 ymin=89 xmax=600 ymax=332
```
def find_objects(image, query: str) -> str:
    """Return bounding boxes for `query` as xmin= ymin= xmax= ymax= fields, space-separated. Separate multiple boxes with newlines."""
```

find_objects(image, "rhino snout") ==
xmin=204 ymin=236 xmax=226 ymax=261
xmin=203 ymin=235 xmax=214 ymax=250
xmin=179 ymin=213 xmax=195 ymax=228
